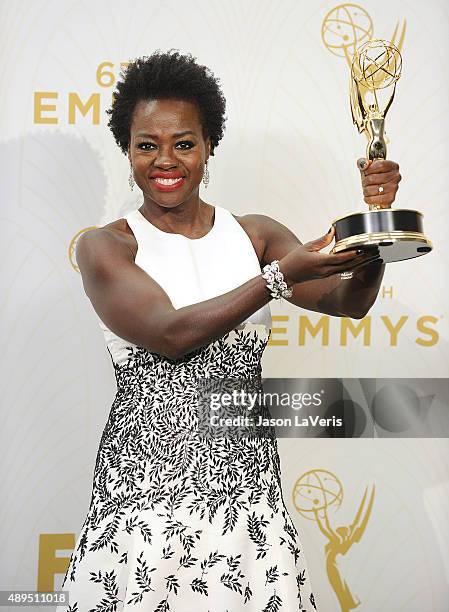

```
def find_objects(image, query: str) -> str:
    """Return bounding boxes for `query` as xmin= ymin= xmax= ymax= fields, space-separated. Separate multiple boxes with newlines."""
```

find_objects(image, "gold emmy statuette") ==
xmin=332 ymin=39 xmax=432 ymax=263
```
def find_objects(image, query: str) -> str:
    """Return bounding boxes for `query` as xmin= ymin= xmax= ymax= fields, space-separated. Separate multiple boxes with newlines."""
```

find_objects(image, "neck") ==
xmin=140 ymin=196 xmax=212 ymax=234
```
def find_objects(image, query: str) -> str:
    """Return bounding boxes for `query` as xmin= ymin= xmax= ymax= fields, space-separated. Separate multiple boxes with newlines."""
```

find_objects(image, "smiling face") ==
xmin=128 ymin=98 xmax=211 ymax=209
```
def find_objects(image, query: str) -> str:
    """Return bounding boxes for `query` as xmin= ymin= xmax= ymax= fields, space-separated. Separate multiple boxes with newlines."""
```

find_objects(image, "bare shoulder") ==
xmin=82 ymin=217 xmax=135 ymax=243
xmin=102 ymin=217 xmax=137 ymax=256
xmin=231 ymin=212 xmax=301 ymax=265
xmin=232 ymin=212 xmax=299 ymax=238
xmin=231 ymin=213 xmax=277 ymax=264
xmin=76 ymin=218 xmax=137 ymax=282
xmin=232 ymin=213 xmax=271 ymax=233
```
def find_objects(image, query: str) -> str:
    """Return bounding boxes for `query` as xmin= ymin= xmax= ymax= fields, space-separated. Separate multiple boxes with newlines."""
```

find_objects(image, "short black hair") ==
xmin=106 ymin=49 xmax=227 ymax=157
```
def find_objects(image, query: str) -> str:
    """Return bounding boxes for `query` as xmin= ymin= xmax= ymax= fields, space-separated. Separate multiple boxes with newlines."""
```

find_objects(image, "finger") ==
xmin=357 ymin=158 xmax=372 ymax=173
xmin=363 ymin=181 xmax=399 ymax=198
xmin=345 ymin=259 xmax=384 ymax=274
xmin=336 ymin=261 xmax=382 ymax=278
xmin=350 ymin=255 xmax=383 ymax=269
xmin=324 ymin=250 xmax=358 ymax=265
xmin=335 ymin=254 xmax=383 ymax=274
xmin=364 ymin=159 xmax=399 ymax=175
xmin=342 ymin=252 xmax=381 ymax=268
xmin=304 ymin=226 xmax=335 ymax=251
xmin=363 ymin=193 xmax=395 ymax=208
xmin=327 ymin=245 xmax=379 ymax=271
xmin=362 ymin=169 xmax=401 ymax=188
xmin=326 ymin=256 xmax=382 ymax=278
xmin=328 ymin=245 xmax=379 ymax=263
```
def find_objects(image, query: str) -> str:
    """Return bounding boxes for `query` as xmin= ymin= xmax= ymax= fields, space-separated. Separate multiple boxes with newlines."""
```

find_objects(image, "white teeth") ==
xmin=153 ymin=177 xmax=183 ymax=185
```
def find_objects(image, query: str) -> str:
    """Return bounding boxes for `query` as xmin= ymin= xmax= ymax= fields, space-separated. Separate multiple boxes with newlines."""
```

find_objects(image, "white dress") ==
xmin=57 ymin=204 xmax=318 ymax=612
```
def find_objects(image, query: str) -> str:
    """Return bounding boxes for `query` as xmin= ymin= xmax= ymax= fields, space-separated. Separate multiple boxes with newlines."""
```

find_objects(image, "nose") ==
xmin=154 ymin=145 xmax=178 ymax=168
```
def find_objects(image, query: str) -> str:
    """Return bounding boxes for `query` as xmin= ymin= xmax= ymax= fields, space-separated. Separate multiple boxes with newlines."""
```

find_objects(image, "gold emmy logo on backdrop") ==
xmin=68 ymin=227 xmax=97 ymax=272
xmin=321 ymin=3 xmax=374 ymax=62
xmin=293 ymin=469 xmax=375 ymax=612
xmin=322 ymin=5 xmax=432 ymax=263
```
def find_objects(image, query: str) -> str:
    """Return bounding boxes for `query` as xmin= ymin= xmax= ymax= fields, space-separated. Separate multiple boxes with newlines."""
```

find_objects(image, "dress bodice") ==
xmin=96 ymin=205 xmax=272 ymax=369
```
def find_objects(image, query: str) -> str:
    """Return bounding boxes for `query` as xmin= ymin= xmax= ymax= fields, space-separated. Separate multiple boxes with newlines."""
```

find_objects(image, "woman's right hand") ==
xmin=278 ymin=226 xmax=381 ymax=284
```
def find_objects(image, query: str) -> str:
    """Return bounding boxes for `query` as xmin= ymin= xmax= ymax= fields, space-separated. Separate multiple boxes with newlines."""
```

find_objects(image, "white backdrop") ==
xmin=1 ymin=0 xmax=448 ymax=610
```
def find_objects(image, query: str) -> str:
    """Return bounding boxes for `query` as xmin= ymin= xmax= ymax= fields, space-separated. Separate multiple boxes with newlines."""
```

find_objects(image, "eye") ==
xmin=176 ymin=140 xmax=195 ymax=149
xmin=137 ymin=142 xmax=156 ymax=150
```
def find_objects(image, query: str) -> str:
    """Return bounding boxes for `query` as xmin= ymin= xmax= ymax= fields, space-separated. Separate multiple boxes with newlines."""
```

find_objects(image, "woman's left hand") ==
xmin=357 ymin=158 xmax=402 ymax=209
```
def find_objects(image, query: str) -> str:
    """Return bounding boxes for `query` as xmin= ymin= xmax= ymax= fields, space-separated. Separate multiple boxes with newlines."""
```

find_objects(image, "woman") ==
xmin=59 ymin=51 xmax=400 ymax=611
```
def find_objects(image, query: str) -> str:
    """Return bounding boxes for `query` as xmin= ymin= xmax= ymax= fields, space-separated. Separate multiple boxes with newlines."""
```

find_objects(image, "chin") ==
xmin=144 ymin=194 xmax=187 ymax=208
xmin=152 ymin=188 xmax=200 ymax=204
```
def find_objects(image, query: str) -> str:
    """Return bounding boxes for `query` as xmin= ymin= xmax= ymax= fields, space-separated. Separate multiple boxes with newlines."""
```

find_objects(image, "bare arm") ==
xmin=248 ymin=157 xmax=401 ymax=318
xmin=250 ymin=214 xmax=384 ymax=319
xmin=76 ymin=228 xmax=274 ymax=361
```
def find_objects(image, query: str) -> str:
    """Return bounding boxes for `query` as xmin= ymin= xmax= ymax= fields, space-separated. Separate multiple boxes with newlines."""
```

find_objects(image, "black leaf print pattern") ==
xmin=288 ymin=541 xmax=302 ymax=566
xmin=262 ymin=590 xmax=282 ymax=612
xmin=126 ymin=553 xmax=156 ymax=604
xmin=267 ymin=481 xmax=280 ymax=517
xmin=164 ymin=575 xmax=180 ymax=595
xmin=136 ymin=521 xmax=152 ymax=545
xmin=191 ymin=577 xmax=208 ymax=596
xmin=226 ymin=554 xmax=241 ymax=572
xmin=90 ymin=511 xmax=126 ymax=553
xmin=223 ymin=500 xmax=239 ymax=533
xmin=78 ymin=529 xmax=88 ymax=560
xmin=118 ymin=551 xmax=127 ymax=564
xmin=178 ymin=553 xmax=198 ymax=569
xmin=220 ymin=570 xmax=245 ymax=594
xmin=265 ymin=566 xmax=279 ymax=585
xmin=244 ymin=582 xmax=253 ymax=603
xmin=247 ymin=511 xmax=271 ymax=559
xmin=57 ymin=323 xmax=318 ymax=611
xmin=198 ymin=550 xmax=226 ymax=578
xmin=297 ymin=569 xmax=307 ymax=588
xmin=88 ymin=570 xmax=121 ymax=611
xmin=161 ymin=544 xmax=174 ymax=560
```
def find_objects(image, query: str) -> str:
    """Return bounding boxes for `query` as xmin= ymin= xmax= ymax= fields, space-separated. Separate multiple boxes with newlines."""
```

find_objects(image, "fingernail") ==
xmin=328 ymin=226 xmax=333 ymax=234
xmin=359 ymin=159 xmax=367 ymax=169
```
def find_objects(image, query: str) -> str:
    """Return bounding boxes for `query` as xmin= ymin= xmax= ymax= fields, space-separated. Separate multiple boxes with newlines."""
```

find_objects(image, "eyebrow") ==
xmin=135 ymin=130 xmax=196 ymax=138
